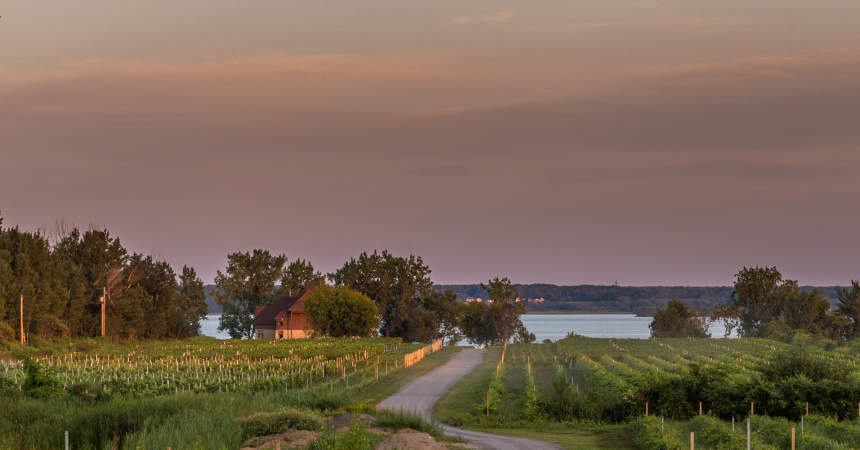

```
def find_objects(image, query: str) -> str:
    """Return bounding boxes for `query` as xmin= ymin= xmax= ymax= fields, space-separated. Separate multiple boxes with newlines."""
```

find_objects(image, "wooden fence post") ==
xmin=690 ymin=432 xmax=694 ymax=450
xmin=645 ymin=402 xmax=648 ymax=416
xmin=486 ymin=393 xmax=490 ymax=416
xmin=746 ymin=418 xmax=751 ymax=450
xmin=699 ymin=402 xmax=702 ymax=416
xmin=791 ymin=427 xmax=795 ymax=450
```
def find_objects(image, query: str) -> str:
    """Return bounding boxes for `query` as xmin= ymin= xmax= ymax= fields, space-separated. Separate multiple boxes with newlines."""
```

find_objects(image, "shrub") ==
xmin=310 ymin=417 xmax=373 ymax=450
xmin=238 ymin=408 xmax=325 ymax=439
xmin=630 ymin=417 xmax=683 ymax=450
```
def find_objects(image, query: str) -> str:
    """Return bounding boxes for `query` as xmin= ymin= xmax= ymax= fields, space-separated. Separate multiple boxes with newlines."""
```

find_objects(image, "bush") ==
xmin=238 ymin=408 xmax=325 ymax=439
xmin=21 ymin=358 xmax=61 ymax=398
xmin=630 ymin=417 xmax=683 ymax=450
xmin=310 ymin=417 xmax=373 ymax=450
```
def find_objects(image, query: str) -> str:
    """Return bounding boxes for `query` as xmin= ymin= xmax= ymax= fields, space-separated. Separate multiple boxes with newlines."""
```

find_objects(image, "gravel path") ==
xmin=378 ymin=348 xmax=562 ymax=450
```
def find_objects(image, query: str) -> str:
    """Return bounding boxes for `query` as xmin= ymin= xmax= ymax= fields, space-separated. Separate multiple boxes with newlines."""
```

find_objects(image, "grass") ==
xmin=434 ymin=346 xmax=502 ymax=424
xmin=473 ymin=424 xmax=634 ymax=450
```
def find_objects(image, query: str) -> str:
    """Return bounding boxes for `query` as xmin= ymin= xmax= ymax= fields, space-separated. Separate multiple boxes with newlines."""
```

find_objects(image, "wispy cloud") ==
xmin=451 ymin=11 xmax=514 ymax=25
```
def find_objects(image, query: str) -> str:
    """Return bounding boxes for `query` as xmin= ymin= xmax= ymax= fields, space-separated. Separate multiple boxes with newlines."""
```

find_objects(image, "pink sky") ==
xmin=2 ymin=1 xmax=860 ymax=285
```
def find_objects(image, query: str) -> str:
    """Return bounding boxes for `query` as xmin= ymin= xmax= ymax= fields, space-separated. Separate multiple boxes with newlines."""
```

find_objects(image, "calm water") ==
xmin=200 ymin=314 xmax=732 ymax=341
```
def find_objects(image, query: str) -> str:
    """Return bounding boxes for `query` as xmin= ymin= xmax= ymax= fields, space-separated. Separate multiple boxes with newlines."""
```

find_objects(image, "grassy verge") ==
xmin=474 ymin=423 xmax=633 ymax=450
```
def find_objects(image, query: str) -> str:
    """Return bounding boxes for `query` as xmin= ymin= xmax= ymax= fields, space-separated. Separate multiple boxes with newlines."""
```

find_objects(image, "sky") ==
xmin=1 ymin=1 xmax=860 ymax=286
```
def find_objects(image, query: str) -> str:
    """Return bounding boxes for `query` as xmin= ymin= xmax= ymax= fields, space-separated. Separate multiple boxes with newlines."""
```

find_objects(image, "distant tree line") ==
xmin=0 ymin=217 xmax=208 ymax=342
xmin=650 ymin=266 xmax=860 ymax=339
xmin=438 ymin=283 xmax=846 ymax=315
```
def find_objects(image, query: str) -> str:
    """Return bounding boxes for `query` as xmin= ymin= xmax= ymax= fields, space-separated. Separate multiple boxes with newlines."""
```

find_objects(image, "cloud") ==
xmin=451 ymin=11 xmax=514 ymax=25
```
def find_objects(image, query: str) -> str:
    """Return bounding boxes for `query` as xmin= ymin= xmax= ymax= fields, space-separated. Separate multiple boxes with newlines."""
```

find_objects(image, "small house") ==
xmin=253 ymin=286 xmax=316 ymax=339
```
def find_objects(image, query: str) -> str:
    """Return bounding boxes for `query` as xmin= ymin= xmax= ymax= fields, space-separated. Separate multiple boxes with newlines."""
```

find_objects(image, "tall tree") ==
xmin=460 ymin=277 xmax=528 ymax=345
xmin=836 ymin=281 xmax=860 ymax=338
xmin=331 ymin=250 xmax=458 ymax=342
xmin=214 ymin=250 xmax=286 ymax=339
xmin=177 ymin=266 xmax=208 ymax=336
xmin=281 ymin=258 xmax=325 ymax=297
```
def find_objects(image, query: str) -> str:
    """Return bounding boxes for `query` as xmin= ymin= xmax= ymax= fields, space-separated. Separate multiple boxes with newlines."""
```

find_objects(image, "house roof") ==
xmin=253 ymin=286 xmax=316 ymax=328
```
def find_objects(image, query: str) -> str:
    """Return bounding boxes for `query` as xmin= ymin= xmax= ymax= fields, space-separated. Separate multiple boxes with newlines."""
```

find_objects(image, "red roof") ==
xmin=253 ymin=286 xmax=316 ymax=328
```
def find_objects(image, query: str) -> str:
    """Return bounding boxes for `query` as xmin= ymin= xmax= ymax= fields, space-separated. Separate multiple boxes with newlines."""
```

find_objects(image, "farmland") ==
xmin=0 ymin=336 xmax=452 ymax=449
xmin=437 ymin=336 xmax=860 ymax=449
xmin=0 ymin=336 xmax=419 ymax=396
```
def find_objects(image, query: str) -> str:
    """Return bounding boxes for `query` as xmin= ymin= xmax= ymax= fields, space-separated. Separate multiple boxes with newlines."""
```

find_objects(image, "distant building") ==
xmin=253 ymin=286 xmax=317 ymax=339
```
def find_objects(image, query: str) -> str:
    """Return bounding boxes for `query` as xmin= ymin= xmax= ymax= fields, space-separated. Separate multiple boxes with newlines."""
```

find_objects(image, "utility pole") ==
xmin=100 ymin=287 xmax=106 ymax=337
xmin=20 ymin=294 xmax=24 ymax=345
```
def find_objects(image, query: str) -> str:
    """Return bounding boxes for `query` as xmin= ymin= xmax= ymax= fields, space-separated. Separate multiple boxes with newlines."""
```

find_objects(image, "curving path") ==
xmin=378 ymin=348 xmax=562 ymax=450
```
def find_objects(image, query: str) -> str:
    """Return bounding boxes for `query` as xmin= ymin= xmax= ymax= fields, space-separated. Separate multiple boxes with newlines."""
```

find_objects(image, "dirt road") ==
xmin=378 ymin=348 xmax=562 ymax=450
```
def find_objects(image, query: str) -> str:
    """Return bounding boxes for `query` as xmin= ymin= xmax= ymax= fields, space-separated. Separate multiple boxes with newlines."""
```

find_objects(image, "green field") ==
xmin=437 ymin=337 xmax=860 ymax=449
xmin=0 ymin=337 xmax=455 ymax=449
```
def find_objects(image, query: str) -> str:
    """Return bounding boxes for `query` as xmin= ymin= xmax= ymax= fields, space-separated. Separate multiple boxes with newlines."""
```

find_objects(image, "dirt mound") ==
xmin=240 ymin=430 xmax=319 ymax=449
xmin=374 ymin=429 xmax=447 ymax=450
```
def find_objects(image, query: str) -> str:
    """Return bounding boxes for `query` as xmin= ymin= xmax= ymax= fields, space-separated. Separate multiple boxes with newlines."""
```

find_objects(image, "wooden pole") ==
xmin=486 ymin=393 xmax=490 ymax=416
xmin=746 ymin=418 xmax=751 ymax=450
xmin=791 ymin=427 xmax=795 ymax=450
xmin=750 ymin=402 xmax=754 ymax=416
xmin=699 ymin=402 xmax=702 ymax=416
xmin=645 ymin=402 xmax=649 ymax=416
xmin=100 ymin=287 xmax=106 ymax=337
xmin=19 ymin=294 xmax=24 ymax=345
xmin=690 ymin=431 xmax=694 ymax=450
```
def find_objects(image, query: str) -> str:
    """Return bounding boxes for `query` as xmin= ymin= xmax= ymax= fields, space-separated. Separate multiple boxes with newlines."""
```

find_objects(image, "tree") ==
xmin=214 ymin=250 xmax=286 ymax=339
xmin=836 ymin=281 xmax=860 ymax=339
xmin=304 ymin=285 xmax=379 ymax=337
xmin=718 ymin=266 xmax=831 ymax=338
xmin=459 ymin=277 xmax=529 ymax=345
xmin=281 ymin=258 xmax=325 ymax=297
xmin=330 ymin=250 xmax=458 ymax=342
xmin=177 ymin=266 xmax=208 ymax=336
xmin=650 ymin=299 xmax=710 ymax=338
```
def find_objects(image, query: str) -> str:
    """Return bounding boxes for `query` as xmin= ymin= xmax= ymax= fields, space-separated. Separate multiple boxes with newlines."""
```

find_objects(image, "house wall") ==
xmin=255 ymin=327 xmax=275 ymax=339
xmin=275 ymin=312 xmax=311 ymax=339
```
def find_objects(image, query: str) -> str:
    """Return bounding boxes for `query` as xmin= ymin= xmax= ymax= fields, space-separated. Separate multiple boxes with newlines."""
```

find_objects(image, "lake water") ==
xmin=200 ymin=314 xmax=733 ymax=341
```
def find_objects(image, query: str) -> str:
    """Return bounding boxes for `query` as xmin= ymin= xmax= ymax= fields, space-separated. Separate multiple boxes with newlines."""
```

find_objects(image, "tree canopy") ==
xmin=330 ymin=250 xmax=460 ymax=342
xmin=0 ymin=217 xmax=208 ymax=341
xmin=714 ymin=266 xmax=841 ymax=338
xmin=649 ymin=299 xmax=710 ymax=338
xmin=303 ymin=285 xmax=379 ymax=337
xmin=459 ymin=277 xmax=528 ymax=345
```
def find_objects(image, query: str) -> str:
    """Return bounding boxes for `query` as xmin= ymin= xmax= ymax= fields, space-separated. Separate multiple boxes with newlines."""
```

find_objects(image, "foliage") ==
xmin=630 ymin=417 xmax=683 ymax=450
xmin=237 ymin=408 xmax=326 ymax=438
xmin=717 ymin=266 xmax=835 ymax=338
xmin=374 ymin=409 xmax=442 ymax=437
xmin=304 ymin=285 xmax=380 ymax=337
xmin=21 ymin=358 xmax=61 ymax=398
xmin=460 ymin=277 xmax=527 ymax=345
xmin=214 ymin=250 xmax=287 ymax=339
xmin=0 ymin=218 xmax=207 ymax=341
xmin=836 ymin=281 xmax=860 ymax=339
xmin=649 ymin=299 xmax=709 ymax=338
xmin=310 ymin=417 xmax=375 ymax=450
xmin=330 ymin=250 xmax=460 ymax=342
